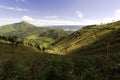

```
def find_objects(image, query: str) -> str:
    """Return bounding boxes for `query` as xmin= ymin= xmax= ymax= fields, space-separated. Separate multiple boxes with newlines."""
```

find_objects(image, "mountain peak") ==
xmin=21 ymin=21 xmax=27 ymax=23
xmin=19 ymin=21 xmax=35 ymax=26
xmin=13 ymin=21 xmax=37 ymax=31
xmin=0 ymin=21 xmax=37 ymax=36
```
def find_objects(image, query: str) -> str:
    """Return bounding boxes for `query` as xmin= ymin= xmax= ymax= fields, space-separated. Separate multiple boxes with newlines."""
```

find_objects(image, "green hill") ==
xmin=0 ymin=22 xmax=69 ymax=51
xmin=50 ymin=21 xmax=120 ymax=55
xmin=0 ymin=21 xmax=36 ymax=36
xmin=0 ymin=21 xmax=68 ymax=39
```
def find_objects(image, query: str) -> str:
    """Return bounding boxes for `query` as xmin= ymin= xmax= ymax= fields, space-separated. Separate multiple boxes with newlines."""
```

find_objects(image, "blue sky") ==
xmin=0 ymin=0 xmax=120 ymax=26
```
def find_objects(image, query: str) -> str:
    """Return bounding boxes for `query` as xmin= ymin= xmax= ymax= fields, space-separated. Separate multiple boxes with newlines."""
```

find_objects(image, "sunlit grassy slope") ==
xmin=51 ymin=21 xmax=120 ymax=55
xmin=24 ymin=35 xmax=54 ymax=48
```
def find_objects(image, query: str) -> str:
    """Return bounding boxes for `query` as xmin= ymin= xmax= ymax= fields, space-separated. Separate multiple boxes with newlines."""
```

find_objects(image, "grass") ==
xmin=0 ymin=42 xmax=120 ymax=80
xmin=24 ymin=35 xmax=54 ymax=48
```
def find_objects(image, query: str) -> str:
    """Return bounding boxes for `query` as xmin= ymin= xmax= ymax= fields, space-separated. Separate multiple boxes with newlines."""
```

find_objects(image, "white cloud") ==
xmin=0 ymin=5 xmax=28 ymax=12
xmin=0 ymin=18 xmax=20 ymax=26
xmin=43 ymin=16 xmax=58 ymax=19
xmin=75 ymin=9 xmax=120 ymax=25
xmin=0 ymin=16 xmax=82 ymax=26
xmin=21 ymin=16 xmax=82 ymax=26
xmin=0 ymin=16 xmax=108 ymax=26
xmin=101 ymin=9 xmax=120 ymax=23
xmin=115 ymin=9 xmax=120 ymax=17
xmin=76 ymin=10 xmax=83 ymax=18
xmin=2 ymin=9 xmax=120 ymax=27
xmin=31 ymin=19 xmax=81 ymax=26
xmin=22 ymin=16 xmax=33 ymax=22
xmin=15 ymin=0 xmax=27 ymax=2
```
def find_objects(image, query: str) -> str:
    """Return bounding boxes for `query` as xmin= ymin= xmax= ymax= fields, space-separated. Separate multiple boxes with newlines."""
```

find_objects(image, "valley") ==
xmin=0 ymin=21 xmax=120 ymax=80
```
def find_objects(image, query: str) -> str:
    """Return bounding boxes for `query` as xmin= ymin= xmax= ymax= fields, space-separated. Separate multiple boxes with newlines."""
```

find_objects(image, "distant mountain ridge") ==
xmin=40 ymin=25 xmax=84 ymax=31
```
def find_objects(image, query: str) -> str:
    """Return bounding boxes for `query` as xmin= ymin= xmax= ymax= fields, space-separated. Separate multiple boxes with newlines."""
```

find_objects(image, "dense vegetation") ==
xmin=0 ymin=43 xmax=120 ymax=80
xmin=0 ymin=21 xmax=120 ymax=80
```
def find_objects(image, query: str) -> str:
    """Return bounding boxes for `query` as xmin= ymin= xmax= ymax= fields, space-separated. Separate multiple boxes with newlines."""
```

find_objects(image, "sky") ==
xmin=0 ymin=0 xmax=120 ymax=26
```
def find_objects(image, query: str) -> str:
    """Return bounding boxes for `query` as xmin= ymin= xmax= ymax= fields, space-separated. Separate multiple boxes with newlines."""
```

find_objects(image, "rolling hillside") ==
xmin=50 ymin=21 xmax=120 ymax=55
xmin=0 ymin=21 xmax=120 ymax=80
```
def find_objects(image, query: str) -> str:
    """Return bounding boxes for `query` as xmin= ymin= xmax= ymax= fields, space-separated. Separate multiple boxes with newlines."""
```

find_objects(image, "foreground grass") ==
xmin=0 ymin=43 xmax=120 ymax=80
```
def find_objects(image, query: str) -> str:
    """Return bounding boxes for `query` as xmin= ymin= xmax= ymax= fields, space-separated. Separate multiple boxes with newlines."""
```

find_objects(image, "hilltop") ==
xmin=0 ymin=21 xmax=36 ymax=37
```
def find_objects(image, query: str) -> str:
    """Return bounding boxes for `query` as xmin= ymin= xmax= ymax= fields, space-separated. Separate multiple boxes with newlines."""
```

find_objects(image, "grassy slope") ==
xmin=0 ymin=21 xmax=35 ymax=32
xmin=51 ymin=21 xmax=120 ymax=55
xmin=0 ymin=21 xmax=36 ymax=37
xmin=0 ymin=24 xmax=15 ymax=35
xmin=0 ymin=42 xmax=120 ymax=80
xmin=0 ymin=42 xmax=41 ymax=66
xmin=0 ymin=42 xmax=75 ymax=80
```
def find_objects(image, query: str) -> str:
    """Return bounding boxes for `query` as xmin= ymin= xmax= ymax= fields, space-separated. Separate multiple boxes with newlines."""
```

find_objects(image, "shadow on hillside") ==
xmin=68 ymin=29 xmax=120 ymax=55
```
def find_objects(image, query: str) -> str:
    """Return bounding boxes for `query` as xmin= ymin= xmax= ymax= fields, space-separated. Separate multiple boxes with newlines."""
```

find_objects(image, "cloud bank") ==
xmin=15 ymin=0 xmax=28 ymax=3
xmin=22 ymin=16 xmax=33 ymax=22
xmin=99 ymin=9 xmax=120 ymax=24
